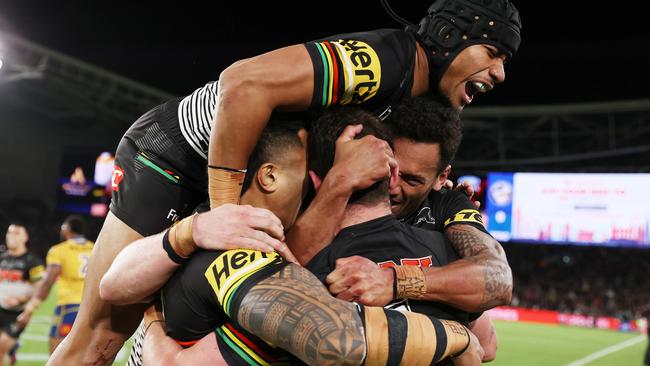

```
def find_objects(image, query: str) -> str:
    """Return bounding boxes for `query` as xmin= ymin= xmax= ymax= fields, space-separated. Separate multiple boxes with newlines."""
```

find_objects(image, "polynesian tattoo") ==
xmin=446 ymin=225 xmax=513 ymax=309
xmin=236 ymin=264 xmax=367 ymax=366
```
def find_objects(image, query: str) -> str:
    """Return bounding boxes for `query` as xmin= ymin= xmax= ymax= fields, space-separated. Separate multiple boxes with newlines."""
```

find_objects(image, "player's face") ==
xmin=438 ymin=44 xmax=507 ymax=110
xmin=272 ymin=130 xmax=309 ymax=231
xmin=5 ymin=224 xmax=28 ymax=250
xmin=389 ymin=139 xmax=442 ymax=219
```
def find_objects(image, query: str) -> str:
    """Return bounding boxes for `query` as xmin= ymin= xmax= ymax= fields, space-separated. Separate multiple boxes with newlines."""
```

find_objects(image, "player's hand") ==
xmin=331 ymin=125 xmax=397 ymax=192
xmin=15 ymin=309 xmax=32 ymax=329
xmin=451 ymin=330 xmax=484 ymax=366
xmin=192 ymin=204 xmax=298 ymax=263
xmin=326 ymin=256 xmax=394 ymax=306
xmin=443 ymin=180 xmax=481 ymax=209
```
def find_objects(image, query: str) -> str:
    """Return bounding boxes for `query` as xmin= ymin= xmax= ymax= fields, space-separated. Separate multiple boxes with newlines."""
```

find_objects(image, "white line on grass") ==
xmin=565 ymin=334 xmax=646 ymax=366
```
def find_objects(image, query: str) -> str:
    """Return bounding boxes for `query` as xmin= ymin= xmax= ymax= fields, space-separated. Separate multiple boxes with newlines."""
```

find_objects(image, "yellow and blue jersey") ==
xmin=46 ymin=238 xmax=94 ymax=305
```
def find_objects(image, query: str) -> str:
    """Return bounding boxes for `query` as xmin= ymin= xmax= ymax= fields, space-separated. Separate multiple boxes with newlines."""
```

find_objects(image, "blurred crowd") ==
xmin=507 ymin=243 xmax=650 ymax=320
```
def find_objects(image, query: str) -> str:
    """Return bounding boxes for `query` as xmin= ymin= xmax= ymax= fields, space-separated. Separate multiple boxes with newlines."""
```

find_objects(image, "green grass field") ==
xmin=491 ymin=320 xmax=648 ymax=366
xmin=13 ymin=290 xmax=648 ymax=365
xmin=13 ymin=284 xmax=133 ymax=366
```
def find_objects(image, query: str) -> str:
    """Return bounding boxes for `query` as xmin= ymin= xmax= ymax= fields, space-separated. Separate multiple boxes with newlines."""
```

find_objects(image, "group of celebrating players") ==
xmin=7 ymin=0 xmax=524 ymax=365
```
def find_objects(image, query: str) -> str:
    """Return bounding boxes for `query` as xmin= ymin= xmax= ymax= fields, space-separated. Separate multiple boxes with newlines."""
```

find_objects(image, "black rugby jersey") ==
xmin=162 ymin=249 xmax=293 ymax=364
xmin=401 ymin=188 xmax=489 ymax=235
xmin=0 ymin=252 xmax=44 ymax=311
xmin=305 ymin=29 xmax=417 ymax=119
xmin=306 ymin=214 xmax=476 ymax=325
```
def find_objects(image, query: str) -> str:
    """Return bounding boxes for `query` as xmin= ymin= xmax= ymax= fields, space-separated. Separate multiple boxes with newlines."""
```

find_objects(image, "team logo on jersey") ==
xmin=204 ymin=250 xmax=281 ymax=316
xmin=377 ymin=256 xmax=433 ymax=269
xmin=414 ymin=207 xmax=436 ymax=227
xmin=444 ymin=209 xmax=484 ymax=227
xmin=334 ymin=39 xmax=382 ymax=104
xmin=111 ymin=165 xmax=124 ymax=192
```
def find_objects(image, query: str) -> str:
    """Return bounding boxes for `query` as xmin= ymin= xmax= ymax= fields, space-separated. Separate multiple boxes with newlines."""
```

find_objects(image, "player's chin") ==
xmin=390 ymin=202 xmax=405 ymax=217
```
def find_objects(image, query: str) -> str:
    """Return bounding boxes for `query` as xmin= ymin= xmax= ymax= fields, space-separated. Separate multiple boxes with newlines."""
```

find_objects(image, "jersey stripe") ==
xmin=314 ymin=43 xmax=330 ymax=106
xmin=323 ymin=41 xmax=340 ymax=105
xmin=220 ymin=324 xmax=271 ymax=365
xmin=224 ymin=323 xmax=275 ymax=362
xmin=322 ymin=42 xmax=335 ymax=106
xmin=217 ymin=327 xmax=267 ymax=366
xmin=177 ymin=81 xmax=218 ymax=159
xmin=332 ymin=41 xmax=355 ymax=104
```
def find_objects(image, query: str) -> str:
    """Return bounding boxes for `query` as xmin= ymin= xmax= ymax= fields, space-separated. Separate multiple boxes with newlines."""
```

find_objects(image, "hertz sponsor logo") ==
xmin=444 ymin=209 xmax=484 ymax=227
xmin=204 ymin=250 xmax=280 ymax=313
xmin=333 ymin=39 xmax=382 ymax=104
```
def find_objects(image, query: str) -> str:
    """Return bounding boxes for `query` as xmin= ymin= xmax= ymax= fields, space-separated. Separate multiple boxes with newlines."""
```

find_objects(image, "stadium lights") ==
xmin=0 ymin=58 xmax=3 ymax=70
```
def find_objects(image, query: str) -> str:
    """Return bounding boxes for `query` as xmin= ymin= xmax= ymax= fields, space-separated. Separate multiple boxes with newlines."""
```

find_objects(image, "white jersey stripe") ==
xmin=177 ymin=81 xmax=219 ymax=159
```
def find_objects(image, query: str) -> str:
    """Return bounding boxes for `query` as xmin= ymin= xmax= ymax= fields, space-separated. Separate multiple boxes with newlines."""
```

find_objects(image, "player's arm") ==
xmin=17 ymin=264 xmax=61 ymax=327
xmin=420 ymin=224 xmax=512 ymax=311
xmin=228 ymin=264 xmax=478 ymax=365
xmin=143 ymin=322 xmax=225 ymax=366
xmin=208 ymin=45 xmax=314 ymax=207
xmin=141 ymin=303 xmax=227 ymax=366
xmin=287 ymin=125 xmax=396 ymax=264
xmin=327 ymin=224 xmax=512 ymax=312
xmin=469 ymin=312 xmax=498 ymax=362
xmin=100 ymin=204 xmax=290 ymax=305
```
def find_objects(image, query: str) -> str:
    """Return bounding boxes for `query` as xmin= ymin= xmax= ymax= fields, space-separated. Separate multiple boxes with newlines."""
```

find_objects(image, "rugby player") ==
xmin=102 ymin=119 xmax=483 ymax=365
xmin=50 ymin=2 xmax=521 ymax=364
xmin=18 ymin=215 xmax=94 ymax=354
xmin=0 ymin=223 xmax=44 ymax=365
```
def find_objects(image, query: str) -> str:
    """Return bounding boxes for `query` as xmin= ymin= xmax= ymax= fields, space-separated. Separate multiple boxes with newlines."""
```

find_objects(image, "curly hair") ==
xmin=383 ymin=95 xmax=462 ymax=174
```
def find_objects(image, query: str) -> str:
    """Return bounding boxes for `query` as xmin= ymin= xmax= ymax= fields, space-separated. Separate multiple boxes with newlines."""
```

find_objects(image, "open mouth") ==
xmin=464 ymin=81 xmax=493 ymax=105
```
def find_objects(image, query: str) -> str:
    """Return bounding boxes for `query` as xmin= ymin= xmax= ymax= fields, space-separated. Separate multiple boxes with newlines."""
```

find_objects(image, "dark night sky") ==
xmin=0 ymin=1 xmax=648 ymax=106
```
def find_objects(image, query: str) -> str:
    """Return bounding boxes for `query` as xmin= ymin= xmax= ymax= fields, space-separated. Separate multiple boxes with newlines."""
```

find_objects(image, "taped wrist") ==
xmin=362 ymin=307 xmax=470 ymax=365
xmin=394 ymin=265 xmax=426 ymax=300
xmin=208 ymin=165 xmax=246 ymax=208
xmin=167 ymin=214 xmax=197 ymax=259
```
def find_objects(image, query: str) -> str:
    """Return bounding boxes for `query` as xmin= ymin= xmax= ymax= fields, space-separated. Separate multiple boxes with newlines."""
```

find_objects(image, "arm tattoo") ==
xmin=447 ymin=226 xmax=513 ymax=308
xmin=236 ymin=264 xmax=367 ymax=366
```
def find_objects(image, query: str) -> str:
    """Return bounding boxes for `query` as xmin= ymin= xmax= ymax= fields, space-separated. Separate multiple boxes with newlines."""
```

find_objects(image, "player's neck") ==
xmin=8 ymin=247 xmax=27 ymax=256
xmin=411 ymin=42 xmax=430 ymax=97
xmin=340 ymin=199 xmax=392 ymax=229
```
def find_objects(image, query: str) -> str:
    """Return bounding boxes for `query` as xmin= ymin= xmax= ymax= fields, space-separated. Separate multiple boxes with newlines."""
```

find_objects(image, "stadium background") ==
xmin=0 ymin=1 xmax=649 ymax=365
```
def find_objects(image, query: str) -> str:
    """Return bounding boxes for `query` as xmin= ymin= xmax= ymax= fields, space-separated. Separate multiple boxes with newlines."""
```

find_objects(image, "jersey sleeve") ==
xmin=304 ymin=29 xmax=414 ymax=112
xmin=28 ymin=256 xmax=44 ymax=282
xmin=436 ymin=190 xmax=490 ymax=234
xmin=203 ymin=249 xmax=287 ymax=319
xmin=46 ymin=244 xmax=62 ymax=267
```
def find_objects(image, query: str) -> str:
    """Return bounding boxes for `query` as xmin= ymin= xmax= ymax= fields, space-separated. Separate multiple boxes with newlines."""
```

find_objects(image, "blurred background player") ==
xmin=0 ymin=223 xmax=44 ymax=366
xmin=18 ymin=215 xmax=94 ymax=354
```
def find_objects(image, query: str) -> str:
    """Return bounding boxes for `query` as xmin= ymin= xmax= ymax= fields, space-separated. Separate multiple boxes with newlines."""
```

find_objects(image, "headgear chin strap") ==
xmin=415 ymin=0 xmax=522 ymax=88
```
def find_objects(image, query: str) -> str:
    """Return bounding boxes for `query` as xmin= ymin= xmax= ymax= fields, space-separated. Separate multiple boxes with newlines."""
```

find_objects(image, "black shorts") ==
xmin=0 ymin=308 xmax=23 ymax=339
xmin=110 ymin=98 xmax=208 ymax=236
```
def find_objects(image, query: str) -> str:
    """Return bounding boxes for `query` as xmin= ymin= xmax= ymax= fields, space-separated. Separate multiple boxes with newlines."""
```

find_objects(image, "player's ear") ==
xmin=308 ymin=170 xmax=323 ymax=191
xmin=257 ymin=163 xmax=279 ymax=193
xmin=433 ymin=164 xmax=452 ymax=191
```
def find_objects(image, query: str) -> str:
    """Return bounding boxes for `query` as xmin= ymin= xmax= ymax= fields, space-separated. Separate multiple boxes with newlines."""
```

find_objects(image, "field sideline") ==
xmin=12 ymin=287 xmax=648 ymax=365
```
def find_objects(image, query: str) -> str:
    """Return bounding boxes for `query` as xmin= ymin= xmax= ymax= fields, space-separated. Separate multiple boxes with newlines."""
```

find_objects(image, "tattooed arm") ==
xmin=326 ymin=224 xmax=511 ymax=312
xmin=233 ymin=264 xmax=479 ymax=366
xmin=419 ymin=224 xmax=512 ymax=311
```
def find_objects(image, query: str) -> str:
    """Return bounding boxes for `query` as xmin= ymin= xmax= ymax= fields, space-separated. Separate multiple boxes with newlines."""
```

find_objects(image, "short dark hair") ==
xmin=384 ymin=95 xmax=462 ymax=174
xmin=241 ymin=117 xmax=305 ymax=194
xmin=8 ymin=221 xmax=29 ymax=235
xmin=308 ymin=106 xmax=392 ymax=206
xmin=64 ymin=215 xmax=86 ymax=236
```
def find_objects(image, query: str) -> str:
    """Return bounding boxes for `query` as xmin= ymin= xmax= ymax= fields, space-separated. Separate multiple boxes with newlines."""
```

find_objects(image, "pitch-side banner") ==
xmin=486 ymin=173 xmax=650 ymax=247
